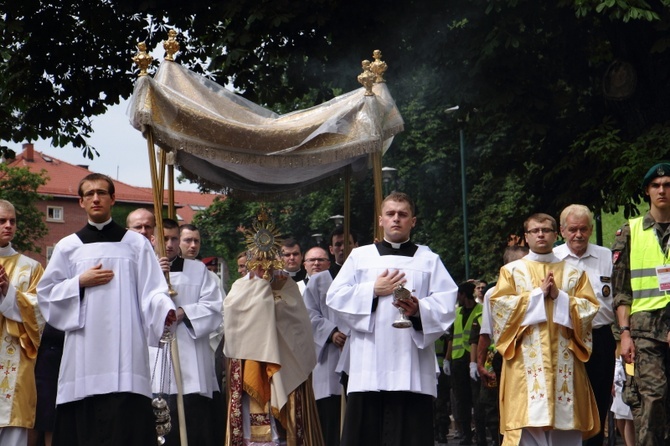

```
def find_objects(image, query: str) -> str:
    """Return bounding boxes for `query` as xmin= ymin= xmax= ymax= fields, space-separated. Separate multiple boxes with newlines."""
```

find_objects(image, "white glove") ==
xmin=442 ymin=360 xmax=451 ymax=376
xmin=469 ymin=362 xmax=479 ymax=381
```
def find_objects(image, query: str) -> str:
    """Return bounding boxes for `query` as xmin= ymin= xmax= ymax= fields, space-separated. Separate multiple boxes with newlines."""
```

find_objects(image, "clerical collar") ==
xmin=525 ymin=251 xmax=560 ymax=263
xmin=384 ymin=238 xmax=410 ymax=249
xmin=376 ymin=239 xmax=418 ymax=257
xmin=88 ymin=218 xmax=112 ymax=231
xmin=76 ymin=220 xmax=126 ymax=244
xmin=0 ymin=243 xmax=16 ymax=257
xmin=286 ymin=270 xmax=297 ymax=277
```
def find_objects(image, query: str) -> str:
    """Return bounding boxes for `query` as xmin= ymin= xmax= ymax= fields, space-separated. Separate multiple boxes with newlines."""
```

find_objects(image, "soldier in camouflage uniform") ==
xmin=613 ymin=162 xmax=670 ymax=445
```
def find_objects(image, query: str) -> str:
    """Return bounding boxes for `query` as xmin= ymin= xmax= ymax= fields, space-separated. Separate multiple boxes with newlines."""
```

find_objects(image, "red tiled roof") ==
xmin=5 ymin=146 xmax=223 ymax=217
xmin=6 ymin=147 xmax=155 ymax=204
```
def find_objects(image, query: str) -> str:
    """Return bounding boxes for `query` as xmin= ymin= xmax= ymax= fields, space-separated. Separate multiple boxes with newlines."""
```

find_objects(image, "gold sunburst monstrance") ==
xmin=243 ymin=208 xmax=284 ymax=280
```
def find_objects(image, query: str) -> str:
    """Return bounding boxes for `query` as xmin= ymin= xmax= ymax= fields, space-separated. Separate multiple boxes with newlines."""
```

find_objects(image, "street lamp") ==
xmin=382 ymin=166 xmax=398 ymax=196
xmin=446 ymin=105 xmax=470 ymax=279
xmin=311 ymin=233 xmax=323 ymax=245
xmin=329 ymin=214 xmax=344 ymax=226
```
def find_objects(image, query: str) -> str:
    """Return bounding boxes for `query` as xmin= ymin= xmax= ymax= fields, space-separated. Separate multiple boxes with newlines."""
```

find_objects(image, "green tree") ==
xmin=4 ymin=0 xmax=670 ymax=281
xmin=0 ymin=164 xmax=48 ymax=252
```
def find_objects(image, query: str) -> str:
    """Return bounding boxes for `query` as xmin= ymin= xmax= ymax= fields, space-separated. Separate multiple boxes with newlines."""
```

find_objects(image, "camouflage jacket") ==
xmin=612 ymin=212 xmax=670 ymax=341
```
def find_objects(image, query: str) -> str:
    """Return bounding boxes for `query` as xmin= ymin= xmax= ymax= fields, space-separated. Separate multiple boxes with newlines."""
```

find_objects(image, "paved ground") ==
xmin=433 ymin=428 xmax=628 ymax=445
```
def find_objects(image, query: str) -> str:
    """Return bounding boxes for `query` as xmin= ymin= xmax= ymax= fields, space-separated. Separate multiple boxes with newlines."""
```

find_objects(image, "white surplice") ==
xmin=37 ymin=228 xmax=175 ymax=404
xmin=150 ymin=258 xmax=223 ymax=397
xmin=325 ymin=244 xmax=458 ymax=397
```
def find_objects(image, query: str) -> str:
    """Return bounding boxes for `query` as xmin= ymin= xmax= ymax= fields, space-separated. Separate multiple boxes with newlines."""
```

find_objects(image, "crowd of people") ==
xmin=0 ymin=164 xmax=668 ymax=445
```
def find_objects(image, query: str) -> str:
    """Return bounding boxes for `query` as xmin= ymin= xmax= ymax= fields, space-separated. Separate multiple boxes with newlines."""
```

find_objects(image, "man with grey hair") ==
xmin=0 ymin=199 xmax=44 ymax=445
xmin=553 ymin=204 xmax=615 ymax=446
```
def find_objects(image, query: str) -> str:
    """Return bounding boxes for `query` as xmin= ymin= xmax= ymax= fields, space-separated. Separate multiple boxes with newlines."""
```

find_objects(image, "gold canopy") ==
xmin=129 ymin=50 xmax=403 ymax=200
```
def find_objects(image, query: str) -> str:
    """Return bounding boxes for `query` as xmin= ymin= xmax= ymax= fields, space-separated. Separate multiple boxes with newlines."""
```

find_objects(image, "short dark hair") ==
xmin=163 ymin=218 xmax=179 ymax=230
xmin=381 ymin=192 xmax=415 ymax=216
xmin=523 ymin=213 xmax=557 ymax=232
xmin=78 ymin=173 xmax=115 ymax=198
xmin=330 ymin=225 xmax=358 ymax=245
xmin=179 ymin=223 xmax=198 ymax=235
xmin=281 ymin=238 xmax=302 ymax=253
xmin=458 ymin=281 xmax=476 ymax=299
xmin=503 ymin=245 xmax=529 ymax=264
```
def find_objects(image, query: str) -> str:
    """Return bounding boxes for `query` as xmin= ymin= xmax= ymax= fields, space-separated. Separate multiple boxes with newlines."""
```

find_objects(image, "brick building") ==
xmin=4 ymin=143 xmax=218 ymax=266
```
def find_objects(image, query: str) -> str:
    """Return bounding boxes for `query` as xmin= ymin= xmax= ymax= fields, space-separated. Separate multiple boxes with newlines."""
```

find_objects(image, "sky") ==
xmin=6 ymin=99 xmax=201 ymax=192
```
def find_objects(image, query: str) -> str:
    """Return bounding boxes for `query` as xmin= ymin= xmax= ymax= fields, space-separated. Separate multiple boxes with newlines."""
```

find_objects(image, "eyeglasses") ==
xmin=305 ymin=258 xmax=329 ymax=263
xmin=525 ymin=228 xmax=555 ymax=235
xmin=282 ymin=252 xmax=300 ymax=257
xmin=82 ymin=189 xmax=110 ymax=199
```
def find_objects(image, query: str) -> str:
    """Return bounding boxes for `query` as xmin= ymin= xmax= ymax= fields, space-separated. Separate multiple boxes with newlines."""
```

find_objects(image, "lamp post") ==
xmin=311 ymin=233 xmax=323 ymax=246
xmin=382 ymin=166 xmax=398 ymax=196
xmin=329 ymin=214 xmax=344 ymax=227
xmin=446 ymin=105 xmax=470 ymax=279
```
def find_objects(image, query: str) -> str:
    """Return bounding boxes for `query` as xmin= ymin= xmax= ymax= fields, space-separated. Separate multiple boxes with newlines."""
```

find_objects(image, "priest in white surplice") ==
xmin=150 ymin=219 xmax=223 ymax=446
xmin=326 ymin=192 xmax=458 ymax=446
xmin=37 ymin=174 xmax=177 ymax=446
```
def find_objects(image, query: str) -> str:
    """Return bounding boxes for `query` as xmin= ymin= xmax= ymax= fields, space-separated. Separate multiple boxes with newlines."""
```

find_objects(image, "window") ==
xmin=46 ymin=206 xmax=64 ymax=222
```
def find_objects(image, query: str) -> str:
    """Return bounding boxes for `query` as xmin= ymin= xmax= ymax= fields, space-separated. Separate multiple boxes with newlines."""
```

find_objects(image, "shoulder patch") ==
xmin=612 ymin=251 xmax=621 ymax=264
xmin=616 ymin=228 xmax=622 ymax=236
xmin=602 ymin=284 xmax=611 ymax=297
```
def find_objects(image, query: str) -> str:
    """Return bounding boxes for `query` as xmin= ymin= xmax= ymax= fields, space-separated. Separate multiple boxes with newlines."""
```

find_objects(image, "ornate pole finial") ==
xmin=132 ymin=41 xmax=153 ymax=77
xmin=357 ymin=59 xmax=376 ymax=96
xmin=370 ymin=49 xmax=387 ymax=83
xmin=163 ymin=29 xmax=180 ymax=61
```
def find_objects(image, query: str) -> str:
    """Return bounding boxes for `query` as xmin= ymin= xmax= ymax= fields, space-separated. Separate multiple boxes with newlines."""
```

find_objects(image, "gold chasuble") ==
xmin=490 ymin=256 xmax=600 ymax=445
xmin=224 ymin=275 xmax=323 ymax=446
xmin=0 ymin=252 xmax=44 ymax=428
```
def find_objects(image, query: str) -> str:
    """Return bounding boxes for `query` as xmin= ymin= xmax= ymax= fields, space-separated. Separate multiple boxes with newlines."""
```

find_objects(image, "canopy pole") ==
xmin=145 ymin=127 xmax=188 ymax=446
xmin=168 ymin=163 xmax=176 ymax=220
xmin=372 ymin=151 xmax=384 ymax=242
xmin=344 ymin=166 xmax=352 ymax=258
xmin=146 ymin=129 xmax=166 ymax=257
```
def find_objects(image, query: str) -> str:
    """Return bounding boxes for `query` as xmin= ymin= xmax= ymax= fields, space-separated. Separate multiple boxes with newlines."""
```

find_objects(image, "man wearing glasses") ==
xmin=37 ymin=173 xmax=176 ymax=446
xmin=489 ymin=213 xmax=600 ymax=445
xmin=300 ymin=246 xmax=330 ymax=292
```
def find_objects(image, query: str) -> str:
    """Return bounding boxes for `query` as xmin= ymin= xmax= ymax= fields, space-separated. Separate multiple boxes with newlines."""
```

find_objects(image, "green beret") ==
xmin=642 ymin=162 xmax=670 ymax=188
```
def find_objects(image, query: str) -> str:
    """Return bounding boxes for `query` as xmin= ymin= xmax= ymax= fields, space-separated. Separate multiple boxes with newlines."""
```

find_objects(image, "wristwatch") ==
xmin=619 ymin=326 xmax=631 ymax=334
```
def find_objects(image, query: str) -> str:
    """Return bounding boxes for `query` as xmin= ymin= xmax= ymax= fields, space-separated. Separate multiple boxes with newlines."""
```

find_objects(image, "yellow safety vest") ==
xmin=630 ymin=217 xmax=670 ymax=314
xmin=452 ymin=303 xmax=482 ymax=359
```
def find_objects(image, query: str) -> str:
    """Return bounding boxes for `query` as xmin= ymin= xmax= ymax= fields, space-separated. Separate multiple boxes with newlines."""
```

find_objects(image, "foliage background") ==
xmin=0 ymin=165 xmax=48 ymax=252
xmin=2 ymin=0 xmax=670 ymax=281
